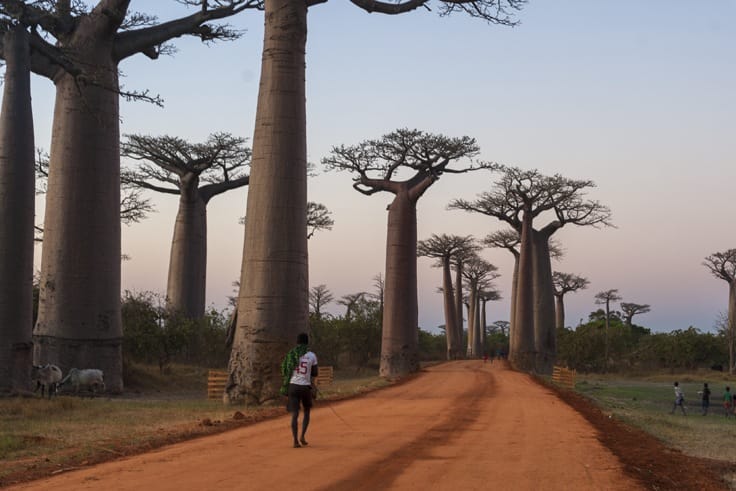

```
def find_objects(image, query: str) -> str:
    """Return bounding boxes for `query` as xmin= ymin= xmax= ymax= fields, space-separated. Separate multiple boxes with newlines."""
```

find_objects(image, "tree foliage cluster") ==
xmin=308 ymin=284 xmax=447 ymax=370
xmin=121 ymin=291 xmax=230 ymax=374
xmin=557 ymin=310 xmax=726 ymax=373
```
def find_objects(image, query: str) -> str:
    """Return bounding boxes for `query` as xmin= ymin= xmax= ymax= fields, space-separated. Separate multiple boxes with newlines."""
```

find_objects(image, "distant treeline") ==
xmin=557 ymin=310 xmax=727 ymax=373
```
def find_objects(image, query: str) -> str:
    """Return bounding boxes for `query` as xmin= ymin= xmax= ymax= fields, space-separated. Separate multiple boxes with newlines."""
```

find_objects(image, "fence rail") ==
xmin=207 ymin=369 xmax=228 ymax=400
xmin=551 ymin=366 xmax=576 ymax=389
xmin=207 ymin=366 xmax=335 ymax=400
xmin=314 ymin=366 xmax=334 ymax=387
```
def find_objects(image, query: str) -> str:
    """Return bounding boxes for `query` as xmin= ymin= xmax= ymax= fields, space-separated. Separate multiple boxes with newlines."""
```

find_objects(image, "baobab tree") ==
xmin=552 ymin=272 xmax=589 ymax=330
xmin=0 ymin=0 xmax=260 ymax=393
xmin=121 ymin=132 xmax=251 ymax=319
xmin=309 ymin=284 xmax=333 ymax=319
xmin=306 ymin=202 xmax=334 ymax=239
xmin=324 ymin=128 xmax=484 ymax=377
xmin=620 ymin=302 xmax=651 ymax=328
xmin=418 ymin=234 xmax=476 ymax=360
xmin=484 ymin=228 xmax=563 ymax=357
xmin=703 ymin=249 xmax=736 ymax=374
xmin=227 ymin=205 xmax=335 ymax=347
xmin=595 ymin=289 xmax=622 ymax=372
xmin=0 ymin=23 xmax=34 ymax=392
xmin=227 ymin=0 xmax=524 ymax=404
xmin=36 ymin=151 xmax=155 ymax=230
xmin=451 ymin=166 xmax=612 ymax=373
xmin=479 ymin=288 xmax=502 ymax=351
xmin=462 ymin=256 xmax=499 ymax=358
xmin=338 ymin=292 xmax=366 ymax=322
xmin=483 ymin=230 xmax=520 ymax=353
xmin=491 ymin=320 xmax=510 ymax=337
xmin=452 ymin=240 xmax=481 ymax=357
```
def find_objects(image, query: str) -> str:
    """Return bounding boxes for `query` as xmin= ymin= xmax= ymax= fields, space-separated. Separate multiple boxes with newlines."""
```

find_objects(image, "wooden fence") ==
xmin=207 ymin=369 xmax=228 ymax=400
xmin=207 ymin=366 xmax=334 ymax=400
xmin=551 ymin=366 xmax=576 ymax=389
xmin=314 ymin=366 xmax=334 ymax=387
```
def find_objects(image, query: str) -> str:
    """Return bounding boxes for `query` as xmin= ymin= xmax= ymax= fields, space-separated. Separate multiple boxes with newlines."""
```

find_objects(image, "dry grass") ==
xmin=0 ymin=363 xmax=387 ymax=486
xmin=575 ymin=371 xmax=736 ymax=464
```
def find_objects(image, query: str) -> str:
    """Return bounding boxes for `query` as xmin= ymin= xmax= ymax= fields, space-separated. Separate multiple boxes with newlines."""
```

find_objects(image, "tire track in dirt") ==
xmin=322 ymin=365 xmax=495 ymax=490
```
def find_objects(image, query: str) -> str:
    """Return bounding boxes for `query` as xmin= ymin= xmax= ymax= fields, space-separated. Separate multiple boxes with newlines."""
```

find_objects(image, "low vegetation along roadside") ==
xmin=0 ymin=364 xmax=389 ymax=487
xmin=573 ymin=371 xmax=736 ymax=488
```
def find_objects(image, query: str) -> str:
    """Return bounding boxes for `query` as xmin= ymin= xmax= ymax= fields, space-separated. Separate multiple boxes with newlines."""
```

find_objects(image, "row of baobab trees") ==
xmin=7 ymin=1 xmax=707 ymax=401
xmin=0 ymin=0 xmax=530 ymax=402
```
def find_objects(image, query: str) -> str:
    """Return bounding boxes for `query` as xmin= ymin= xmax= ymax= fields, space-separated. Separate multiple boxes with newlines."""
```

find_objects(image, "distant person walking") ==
xmin=725 ymin=386 xmax=733 ymax=418
xmin=670 ymin=381 xmax=686 ymax=415
xmin=698 ymin=382 xmax=711 ymax=416
xmin=280 ymin=332 xmax=319 ymax=448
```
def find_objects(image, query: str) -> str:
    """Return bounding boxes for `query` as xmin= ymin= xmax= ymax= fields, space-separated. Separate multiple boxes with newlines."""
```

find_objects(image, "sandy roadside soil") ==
xmin=7 ymin=360 xmax=645 ymax=491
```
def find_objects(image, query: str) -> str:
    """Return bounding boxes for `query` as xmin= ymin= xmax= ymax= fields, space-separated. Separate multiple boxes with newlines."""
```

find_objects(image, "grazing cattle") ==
xmin=59 ymin=368 xmax=106 ymax=396
xmin=31 ymin=364 xmax=63 ymax=398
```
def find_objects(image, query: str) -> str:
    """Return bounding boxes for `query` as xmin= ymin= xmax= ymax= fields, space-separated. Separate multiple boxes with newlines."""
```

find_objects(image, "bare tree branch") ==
xmin=112 ymin=0 xmax=262 ymax=61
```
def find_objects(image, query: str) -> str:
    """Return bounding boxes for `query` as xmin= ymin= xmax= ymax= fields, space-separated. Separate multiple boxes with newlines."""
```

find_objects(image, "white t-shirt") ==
xmin=289 ymin=351 xmax=318 ymax=386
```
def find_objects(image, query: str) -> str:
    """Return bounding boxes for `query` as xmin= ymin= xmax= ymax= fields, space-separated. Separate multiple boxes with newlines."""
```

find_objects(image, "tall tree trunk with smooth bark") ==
xmin=481 ymin=297 xmax=487 ymax=352
xmin=532 ymin=229 xmax=555 ymax=374
xmin=510 ymin=206 xmax=535 ymax=371
xmin=729 ymin=281 xmax=735 ymax=375
xmin=380 ymin=190 xmax=419 ymax=377
xmin=226 ymin=0 xmax=308 ymax=404
xmin=472 ymin=294 xmax=482 ymax=357
xmin=0 ymin=25 xmax=34 ymax=392
xmin=454 ymin=262 xmax=464 ymax=358
xmin=467 ymin=286 xmax=476 ymax=357
xmin=441 ymin=258 xmax=458 ymax=359
xmin=166 ymin=176 xmax=207 ymax=319
xmin=508 ymin=252 xmax=519 ymax=357
xmin=35 ymin=14 xmax=123 ymax=392
xmin=555 ymin=294 xmax=565 ymax=331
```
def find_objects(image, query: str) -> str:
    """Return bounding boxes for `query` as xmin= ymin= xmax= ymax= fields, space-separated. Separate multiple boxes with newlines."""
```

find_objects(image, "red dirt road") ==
xmin=8 ymin=361 xmax=646 ymax=490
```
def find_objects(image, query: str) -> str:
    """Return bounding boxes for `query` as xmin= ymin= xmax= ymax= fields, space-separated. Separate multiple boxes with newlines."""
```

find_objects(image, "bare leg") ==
xmin=300 ymin=406 xmax=310 ymax=445
xmin=291 ymin=407 xmax=301 ymax=447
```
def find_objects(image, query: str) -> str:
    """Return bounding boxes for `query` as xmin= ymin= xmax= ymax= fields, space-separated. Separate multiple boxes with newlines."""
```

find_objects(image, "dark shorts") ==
xmin=287 ymin=384 xmax=313 ymax=412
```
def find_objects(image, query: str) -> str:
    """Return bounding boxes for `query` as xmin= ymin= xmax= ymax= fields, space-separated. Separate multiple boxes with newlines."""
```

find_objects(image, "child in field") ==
xmin=670 ymin=381 xmax=686 ymax=415
xmin=698 ymin=382 xmax=711 ymax=416
xmin=724 ymin=386 xmax=732 ymax=418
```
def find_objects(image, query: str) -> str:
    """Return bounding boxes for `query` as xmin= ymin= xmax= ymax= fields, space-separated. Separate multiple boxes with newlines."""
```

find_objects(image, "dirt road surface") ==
xmin=8 ymin=361 xmax=653 ymax=490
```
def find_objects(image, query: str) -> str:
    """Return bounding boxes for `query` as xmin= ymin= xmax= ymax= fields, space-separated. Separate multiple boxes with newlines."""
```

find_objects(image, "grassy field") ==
xmin=575 ymin=370 xmax=736 ymax=463
xmin=0 ymin=363 xmax=389 ymax=485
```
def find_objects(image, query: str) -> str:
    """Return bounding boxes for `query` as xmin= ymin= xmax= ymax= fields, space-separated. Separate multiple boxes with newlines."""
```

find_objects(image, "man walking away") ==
xmin=670 ymin=381 xmax=686 ymax=415
xmin=281 ymin=332 xmax=318 ymax=448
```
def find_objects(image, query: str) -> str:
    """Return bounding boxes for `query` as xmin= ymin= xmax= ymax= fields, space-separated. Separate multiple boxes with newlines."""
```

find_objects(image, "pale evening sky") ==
xmin=18 ymin=1 xmax=736 ymax=334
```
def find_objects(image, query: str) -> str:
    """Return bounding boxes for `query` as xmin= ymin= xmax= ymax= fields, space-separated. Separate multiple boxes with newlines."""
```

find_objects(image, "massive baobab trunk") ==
xmin=730 ymin=281 xmax=736 ymax=375
xmin=466 ymin=287 xmax=476 ymax=357
xmin=472 ymin=294 xmax=482 ymax=357
xmin=0 ymin=25 xmax=34 ymax=392
xmin=441 ymin=258 xmax=458 ymax=359
xmin=508 ymin=252 xmax=519 ymax=356
xmin=35 ymin=22 xmax=123 ymax=392
xmin=166 ymin=178 xmax=207 ymax=318
xmin=454 ymin=262 xmax=464 ymax=358
xmin=555 ymin=294 xmax=565 ymax=331
xmin=510 ymin=207 xmax=535 ymax=371
xmin=481 ymin=296 xmax=487 ymax=350
xmin=380 ymin=191 xmax=419 ymax=377
xmin=532 ymin=230 xmax=555 ymax=374
xmin=226 ymin=0 xmax=309 ymax=404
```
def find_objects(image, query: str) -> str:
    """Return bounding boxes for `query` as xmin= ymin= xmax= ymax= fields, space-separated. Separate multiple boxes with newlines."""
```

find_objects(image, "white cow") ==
xmin=59 ymin=368 xmax=106 ymax=396
xmin=31 ymin=364 xmax=63 ymax=398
